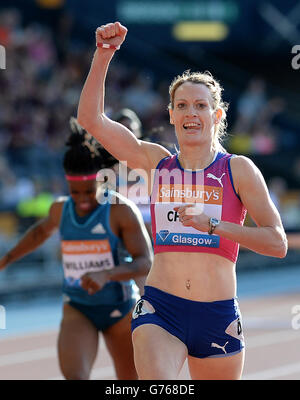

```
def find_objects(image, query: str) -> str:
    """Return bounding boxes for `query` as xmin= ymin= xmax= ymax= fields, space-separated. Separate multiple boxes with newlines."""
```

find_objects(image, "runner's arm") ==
xmin=215 ymin=156 xmax=287 ymax=257
xmin=77 ymin=22 xmax=170 ymax=171
xmin=176 ymin=156 xmax=287 ymax=258
xmin=108 ymin=202 xmax=153 ymax=283
xmin=0 ymin=201 xmax=63 ymax=270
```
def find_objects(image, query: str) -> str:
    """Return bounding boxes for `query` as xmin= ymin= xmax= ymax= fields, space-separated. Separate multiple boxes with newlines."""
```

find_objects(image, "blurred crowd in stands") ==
xmin=0 ymin=7 xmax=300 ymax=244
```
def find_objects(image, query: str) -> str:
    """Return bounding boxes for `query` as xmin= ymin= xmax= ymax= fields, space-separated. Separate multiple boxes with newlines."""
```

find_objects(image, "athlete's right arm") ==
xmin=0 ymin=201 xmax=64 ymax=270
xmin=77 ymin=22 xmax=170 ymax=172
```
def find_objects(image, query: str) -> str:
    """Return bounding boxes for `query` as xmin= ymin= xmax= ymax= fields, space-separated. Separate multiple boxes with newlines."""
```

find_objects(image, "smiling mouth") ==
xmin=183 ymin=123 xmax=202 ymax=130
xmin=78 ymin=202 xmax=92 ymax=210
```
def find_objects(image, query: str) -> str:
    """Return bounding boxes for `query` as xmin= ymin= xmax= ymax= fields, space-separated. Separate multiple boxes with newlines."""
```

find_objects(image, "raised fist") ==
xmin=96 ymin=22 xmax=127 ymax=48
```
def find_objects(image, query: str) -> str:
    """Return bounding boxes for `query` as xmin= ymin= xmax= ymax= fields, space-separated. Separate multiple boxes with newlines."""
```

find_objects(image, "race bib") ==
xmin=154 ymin=184 xmax=222 ymax=248
xmin=61 ymin=239 xmax=115 ymax=282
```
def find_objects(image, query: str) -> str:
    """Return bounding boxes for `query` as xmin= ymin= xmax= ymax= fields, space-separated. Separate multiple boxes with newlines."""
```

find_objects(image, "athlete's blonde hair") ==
xmin=168 ymin=70 xmax=229 ymax=151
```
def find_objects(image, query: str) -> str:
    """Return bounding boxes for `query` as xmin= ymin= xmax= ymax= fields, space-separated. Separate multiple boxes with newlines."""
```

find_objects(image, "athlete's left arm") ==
xmin=176 ymin=156 xmax=287 ymax=257
xmin=109 ymin=202 xmax=153 ymax=284
xmin=216 ymin=155 xmax=288 ymax=258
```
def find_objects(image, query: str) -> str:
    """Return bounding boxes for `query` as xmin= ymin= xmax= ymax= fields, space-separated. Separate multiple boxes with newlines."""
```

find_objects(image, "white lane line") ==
xmin=243 ymin=317 xmax=291 ymax=330
xmin=0 ymin=329 xmax=58 ymax=342
xmin=243 ymin=361 xmax=300 ymax=380
xmin=0 ymin=347 xmax=56 ymax=367
xmin=0 ymin=342 xmax=106 ymax=367
xmin=243 ymin=330 xmax=300 ymax=380
xmin=48 ymin=366 xmax=116 ymax=380
xmin=91 ymin=366 xmax=115 ymax=380
xmin=0 ymin=330 xmax=298 ymax=381
xmin=245 ymin=329 xmax=299 ymax=349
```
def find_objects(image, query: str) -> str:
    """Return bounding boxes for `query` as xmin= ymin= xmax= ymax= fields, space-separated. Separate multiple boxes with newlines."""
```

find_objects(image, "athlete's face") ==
xmin=68 ymin=179 xmax=99 ymax=215
xmin=169 ymin=82 xmax=219 ymax=147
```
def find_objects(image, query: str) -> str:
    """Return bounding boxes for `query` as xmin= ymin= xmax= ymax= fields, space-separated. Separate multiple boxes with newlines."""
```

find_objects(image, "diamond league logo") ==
xmin=158 ymin=230 xmax=170 ymax=242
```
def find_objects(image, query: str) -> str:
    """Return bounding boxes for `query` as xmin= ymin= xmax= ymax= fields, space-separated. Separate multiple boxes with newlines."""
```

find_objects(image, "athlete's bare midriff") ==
xmin=145 ymin=252 xmax=236 ymax=302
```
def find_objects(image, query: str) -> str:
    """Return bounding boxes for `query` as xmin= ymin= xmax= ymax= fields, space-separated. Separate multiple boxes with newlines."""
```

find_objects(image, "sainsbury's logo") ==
xmin=157 ymin=184 xmax=222 ymax=204
xmin=61 ymin=240 xmax=111 ymax=254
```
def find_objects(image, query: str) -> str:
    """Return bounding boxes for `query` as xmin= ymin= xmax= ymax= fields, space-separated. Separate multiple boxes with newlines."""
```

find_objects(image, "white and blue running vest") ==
xmin=59 ymin=196 xmax=136 ymax=305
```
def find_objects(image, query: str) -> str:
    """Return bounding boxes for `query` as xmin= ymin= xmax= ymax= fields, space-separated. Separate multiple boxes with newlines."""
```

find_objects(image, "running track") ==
xmin=0 ymin=266 xmax=300 ymax=380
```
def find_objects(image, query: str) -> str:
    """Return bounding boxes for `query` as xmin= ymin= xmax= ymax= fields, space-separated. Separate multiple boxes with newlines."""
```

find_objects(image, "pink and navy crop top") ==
xmin=150 ymin=152 xmax=247 ymax=263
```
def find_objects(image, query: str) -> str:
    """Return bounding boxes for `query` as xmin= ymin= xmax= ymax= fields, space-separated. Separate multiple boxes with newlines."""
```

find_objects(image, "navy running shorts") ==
xmin=131 ymin=285 xmax=244 ymax=358
xmin=64 ymin=296 xmax=136 ymax=331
